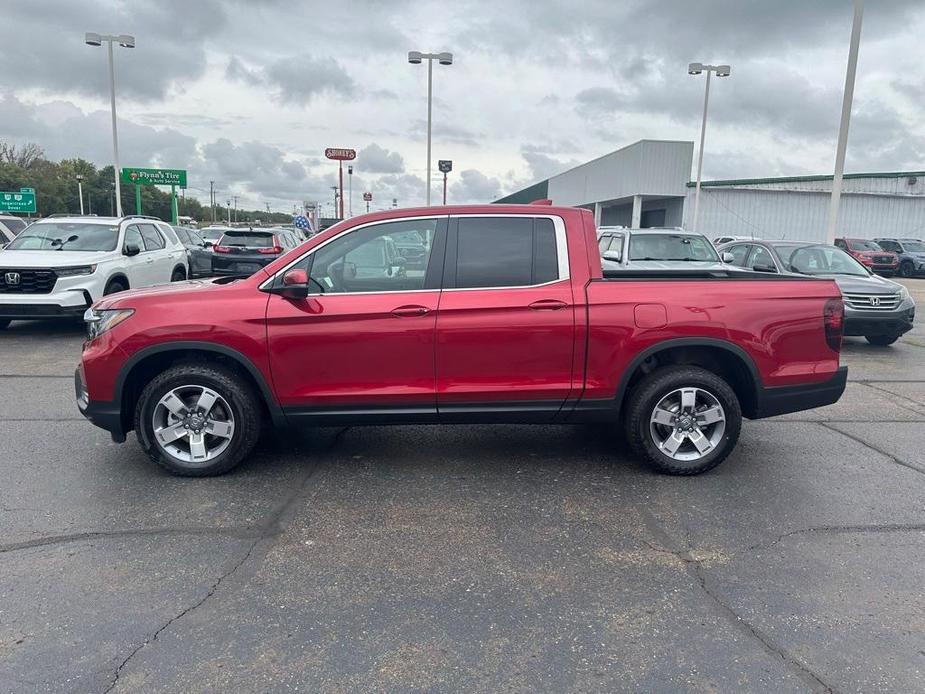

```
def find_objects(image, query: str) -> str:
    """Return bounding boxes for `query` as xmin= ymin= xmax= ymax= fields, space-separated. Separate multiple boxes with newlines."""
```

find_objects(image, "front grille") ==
xmin=843 ymin=293 xmax=900 ymax=311
xmin=872 ymin=255 xmax=895 ymax=264
xmin=0 ymin=269 xmax=57 ymax=294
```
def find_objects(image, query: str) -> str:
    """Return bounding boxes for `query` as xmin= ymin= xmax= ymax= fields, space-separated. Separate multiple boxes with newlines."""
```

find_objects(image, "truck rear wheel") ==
xmin=134 ymin=362 xmax=262 ymax=476
xmin=624 ymin=366 xmax=742 ymax=475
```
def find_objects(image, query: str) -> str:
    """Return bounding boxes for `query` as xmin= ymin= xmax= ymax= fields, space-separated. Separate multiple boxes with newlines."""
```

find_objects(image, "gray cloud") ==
xmin=450 ymin=169 xmax=502 ymax=203
xmin=226 ymin=55 xmax=355 ymax=104
xmin=358 ymin=143 xmax=405 ymax=174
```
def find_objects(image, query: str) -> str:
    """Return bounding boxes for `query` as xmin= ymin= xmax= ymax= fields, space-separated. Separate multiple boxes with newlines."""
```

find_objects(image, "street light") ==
xmin=347 ymin=165 xmax=353 ymax=217
xmin=688 ymin=62 xmax=731 ymax=233
xmin=85 ymin=31 xmax=135 ymax=217
xmin=408 ymin=50 xmax=453 ymax=206
xmin=76 ymin=174 xmax=85 ymax=215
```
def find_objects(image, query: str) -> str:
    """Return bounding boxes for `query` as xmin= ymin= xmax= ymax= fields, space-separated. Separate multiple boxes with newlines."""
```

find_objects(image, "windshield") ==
xmin=902 ymin=241 xmax=925 ymax=252
xmin=847 ymin=239 xmax=882 ymax=251
xmin=5 ymin=222 xmax=119 ymax=252
xmin=786 ymin=245 xmax=870 ymax=276
xmin=628 ymin=233 xmax=719 ymax=262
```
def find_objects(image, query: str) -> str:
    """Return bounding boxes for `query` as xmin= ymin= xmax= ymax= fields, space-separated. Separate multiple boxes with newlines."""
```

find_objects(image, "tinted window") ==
xmin=139 ymin=224 xmax=165 ymax=250
xmin=749 ymin=246 xmax=776 ymax=270
xmin=727 ymin=245 xmax=749 ymax=266
xmin=308 ymin=219 xmax=437 ymax=294
xmin=903 ymin=241 xmax=925 ymax=252
xmin=124 ymin=226 xmax=144 ymax=252
xmin=456 ymin=217 xmax=559 ymax=288
xmin=220 ymin=232 xmax=275 ymax=248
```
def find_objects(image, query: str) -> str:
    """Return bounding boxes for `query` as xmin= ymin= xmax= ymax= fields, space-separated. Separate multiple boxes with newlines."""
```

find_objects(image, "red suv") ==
xmin=834 ymin=238 xmax=899 ymax=276
xmin=77 ymin=205 xmax=846 ymax=477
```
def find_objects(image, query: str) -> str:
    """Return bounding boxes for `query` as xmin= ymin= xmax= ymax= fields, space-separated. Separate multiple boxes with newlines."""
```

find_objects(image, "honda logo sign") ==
xmin=4 ymin=272 xmax=20 ymax=286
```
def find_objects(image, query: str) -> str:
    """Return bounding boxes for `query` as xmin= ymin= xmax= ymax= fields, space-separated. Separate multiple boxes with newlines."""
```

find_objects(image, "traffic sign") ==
xmin=20 ymin=187 xmax=35 ymax=194
xmin=363 ymin=192 xmax=373 ymax=201
xmin=0 ymin=190 xmax=36 ymax=213
xmin=325 ymin=148 xmax=356 ymax=161
xmin=120 ymin=167 xmax=187 ymax=187
xmin=438 ymin=160 xmax=453 ymax=173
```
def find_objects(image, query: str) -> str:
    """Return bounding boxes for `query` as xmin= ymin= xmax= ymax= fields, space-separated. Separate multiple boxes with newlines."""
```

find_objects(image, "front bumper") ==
xmin=75 ymin=366 xmax=125 ymax=442
xmin=752 ymin=366 xmax=848 ymax=419
xmin=0 ymin=281 xmax=94 ymax=320
xmin=844 ymin=307 xmax=915 ymax=337
xmin=0 ymin=301 xmax=89 ymax=320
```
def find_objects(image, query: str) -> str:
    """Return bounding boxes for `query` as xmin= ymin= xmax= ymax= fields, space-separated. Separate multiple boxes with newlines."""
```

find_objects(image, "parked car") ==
xmin=199 ymin=226 xmax=233 ymax=245
xmin=0 ymin=215 xmax=29 ymax=247
xmin=873 ymin=238 xmax=925 ymax=278
xmin=171 ymin=225 xmax=212 ymax=278
xmin=77 ymin=204 xmax=847 ymax=478
xmin=389 ymin=227 xmax=432 ymax=269
xmin=210 ymin=228 xmax=301 ymax=276
xmin=712 ymin=235 xmax=752 ymax=246
xmin=834 ymin=238 xmax=899 ymax=276
xmin=0 ymin=215 xmax=188 ymax=329
xmin=719 ymin=239 xmax=915 ymax=346
xmin=598 ymin=227 xmax=736 ymax=271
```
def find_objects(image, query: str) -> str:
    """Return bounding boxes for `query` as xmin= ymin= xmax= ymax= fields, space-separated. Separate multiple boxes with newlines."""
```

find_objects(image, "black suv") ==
xmin=211 ymin=229 xmax=301 ymax=276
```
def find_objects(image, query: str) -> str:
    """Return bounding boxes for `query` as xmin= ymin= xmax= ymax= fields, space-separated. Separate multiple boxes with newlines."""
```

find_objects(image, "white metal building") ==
xmin=496 ymin=139 xmax=925 ymax=242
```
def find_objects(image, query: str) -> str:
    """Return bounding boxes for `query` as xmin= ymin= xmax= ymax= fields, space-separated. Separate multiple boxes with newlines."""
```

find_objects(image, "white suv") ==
xmin=0 ymin=215 xmax=188 ymax=328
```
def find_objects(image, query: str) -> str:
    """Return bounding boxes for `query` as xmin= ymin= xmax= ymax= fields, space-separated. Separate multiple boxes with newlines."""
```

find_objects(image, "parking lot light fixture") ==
xmin=408 ymin=50 xmax=454 ymax=206
xmin=689 ymin=62 xmax=732 ymax=233
xmin=76 ymin=174 xmax=85 ymax=215
xmin=85 ymin=32 xmax=135 ymax=217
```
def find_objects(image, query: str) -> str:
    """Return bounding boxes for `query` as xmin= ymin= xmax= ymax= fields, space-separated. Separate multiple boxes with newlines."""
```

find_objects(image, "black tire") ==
xmin=624 ymin=366 xmax=742 ymax=476
xmin=104 ymin=279 xmax=127 ymax=295
xmin=865 ymin=334 xmax=900 ymax=346
xmin=134 ymin=361 xmax=262 ymax=476
xmin=0 ymin=319 xmax=10 ymax=330
xmin=898 ymin=261 xmax=914 ymax=278
xmin=171 ymin=267 xmax=186 ymax=282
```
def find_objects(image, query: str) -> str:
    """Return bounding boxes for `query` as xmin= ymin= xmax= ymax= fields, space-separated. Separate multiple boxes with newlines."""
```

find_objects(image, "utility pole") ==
xmin=209 ymin=180 xmax=215 ymax=223
xmin=826 ymin=0 xmax=864 ymax=244
xmin=233 ymin=196 xmax=238 ymax=223
xmin=226 ymin=199 xmax=231 ymax=224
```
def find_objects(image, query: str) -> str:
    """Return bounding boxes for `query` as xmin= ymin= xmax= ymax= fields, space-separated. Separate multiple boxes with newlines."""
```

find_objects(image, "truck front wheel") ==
xmin=625 ymin=366 xmax=742 ymax=475
xmin=134 ymin=362 xmax=262 ymax=476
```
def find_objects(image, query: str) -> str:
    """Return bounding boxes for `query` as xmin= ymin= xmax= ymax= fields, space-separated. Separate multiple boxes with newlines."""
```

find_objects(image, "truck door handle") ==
xmin=391 ymin=305 xmax=430 ymax=317
xmin=528 ymin=299 xmax=568 ymax=311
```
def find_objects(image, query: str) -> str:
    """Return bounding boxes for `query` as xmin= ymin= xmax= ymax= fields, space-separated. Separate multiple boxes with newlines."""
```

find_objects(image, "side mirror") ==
xmin=721 ymin=251 xmax=735 ymax=263
xmin=124 ymin=243 xmax=141 ymax=257
xmin=752 ymin=263 xmax=777 ymax=273
xmin=273 ymin=268 xmax=309 ymax=299
xmin=203 ymin=241 xmax=213 ymax=248
xmin=602 ymin=250 xmax=621 ymax=262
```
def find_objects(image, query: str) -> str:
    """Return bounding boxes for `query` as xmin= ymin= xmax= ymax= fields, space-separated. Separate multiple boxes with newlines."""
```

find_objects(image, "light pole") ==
xmin=85 ymin=32 xmax=134 ymax=217
xmin=688 ymin=62 xmax=731 ymax=233
xmin=347 ymin=165 xmax=353 ymax=217
xmin=233 ymin=195 xmax=238 ymax=223
xmin=226 ymin=199 xmax=231 ymax=224
xmin=826 ymin=0 xmax=864 ymax=245
xmin=330 ymin=186 xmax=339 ymax=218
xmin=76 ymin=174 xmax=85 ymax=215
xmin=408 ymin=50 xmax=453 ymax=206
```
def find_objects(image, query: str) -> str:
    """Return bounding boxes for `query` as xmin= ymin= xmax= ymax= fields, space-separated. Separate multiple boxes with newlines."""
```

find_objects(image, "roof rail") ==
xmin=120 ymin=214 xmax=165 ymax=222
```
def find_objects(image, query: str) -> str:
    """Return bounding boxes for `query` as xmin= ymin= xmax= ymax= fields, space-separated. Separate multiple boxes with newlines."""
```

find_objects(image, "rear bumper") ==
xmin=844 ymin=307 xmax=915 ymax=337
xmin=752 ymin=366 xmax=848 ymax=419
xmin=75 ymin=366 xmax=125 ymax=442
xmin=211 ymin=254 xmax=276 ymax=275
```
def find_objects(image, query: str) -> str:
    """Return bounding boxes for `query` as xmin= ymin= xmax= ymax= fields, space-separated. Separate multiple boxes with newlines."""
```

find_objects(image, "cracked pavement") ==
xmin=1 ymin=279 xmax=923 ymax=693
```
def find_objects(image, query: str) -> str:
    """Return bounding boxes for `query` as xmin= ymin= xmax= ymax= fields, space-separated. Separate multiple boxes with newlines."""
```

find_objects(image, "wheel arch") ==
xmin=616 ymin=338 xmax=762 ymax=419
xmin=104 ymin=273 xmax=130 ymax=292
xmin=115 ymin=342 xmax=284 ymax=434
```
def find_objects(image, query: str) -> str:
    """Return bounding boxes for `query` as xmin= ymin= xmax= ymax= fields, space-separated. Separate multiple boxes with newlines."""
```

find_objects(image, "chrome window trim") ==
xmin=259 ymin=212 xmax=570 ymax=295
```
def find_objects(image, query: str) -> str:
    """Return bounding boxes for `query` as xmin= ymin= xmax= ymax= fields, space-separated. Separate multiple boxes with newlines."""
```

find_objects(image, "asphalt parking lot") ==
xmin=1 ymin=280 xmax=923 ymax=693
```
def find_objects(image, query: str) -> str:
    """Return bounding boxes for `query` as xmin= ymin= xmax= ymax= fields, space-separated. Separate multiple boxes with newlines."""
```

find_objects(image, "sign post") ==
xmin=438 ymin=160 xmax=453 ymax=205
xmin=0 ymin=188 xmax=37 ymax=214
xmin=324 ymin=148 xmax=356 ymax=219
xmin=135 ymin=184 xmax=142 ymax=215
xmin=121 ymin=167 xmax=188 ymax=218
xmin=363 ymin=191 xmax=372 ymax=213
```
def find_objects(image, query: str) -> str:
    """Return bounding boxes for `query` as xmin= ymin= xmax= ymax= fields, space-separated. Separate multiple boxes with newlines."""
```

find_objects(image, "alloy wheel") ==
xmin=152 ymin=385 xmax=235 ymax=464
xmin=649 ymin=387 xmax=726 ymax=461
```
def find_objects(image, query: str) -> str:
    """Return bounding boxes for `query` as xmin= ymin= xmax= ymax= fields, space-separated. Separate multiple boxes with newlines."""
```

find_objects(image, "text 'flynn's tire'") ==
xmin=134 ymin=361 xmax=262 ymax=476
xmin=625 ymin=365 xmax=742 ymax=476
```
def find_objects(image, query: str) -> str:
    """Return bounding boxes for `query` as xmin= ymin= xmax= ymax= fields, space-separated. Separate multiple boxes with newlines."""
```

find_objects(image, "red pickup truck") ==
xmin=76 ymin=204 xmax=847 ymax=477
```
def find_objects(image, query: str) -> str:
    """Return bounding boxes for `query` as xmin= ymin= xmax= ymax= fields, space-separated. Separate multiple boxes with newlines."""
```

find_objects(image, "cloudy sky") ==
xmin=2 ymin=0 xmax=924 ymax=214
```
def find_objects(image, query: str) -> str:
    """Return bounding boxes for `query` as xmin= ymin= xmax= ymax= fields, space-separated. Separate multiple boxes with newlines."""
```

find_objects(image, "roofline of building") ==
xmin=687 ymin=171 xmax=925 ymax=188
xmin=549 ymin=139 xmax=693 ymax=182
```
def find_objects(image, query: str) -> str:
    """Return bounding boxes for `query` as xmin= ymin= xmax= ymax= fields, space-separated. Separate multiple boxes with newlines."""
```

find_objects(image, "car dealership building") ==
xmin=496 ymin=139 xmax=925 ymax=242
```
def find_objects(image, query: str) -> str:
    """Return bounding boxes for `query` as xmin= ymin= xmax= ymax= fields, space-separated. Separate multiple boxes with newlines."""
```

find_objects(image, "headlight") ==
xmin=897 ymin=286 xmax=910 ymax=302
xmin=56 ymin=265 xmax=97 ymax=277
xmin=83 ymin=308 xmax=134 ymax=339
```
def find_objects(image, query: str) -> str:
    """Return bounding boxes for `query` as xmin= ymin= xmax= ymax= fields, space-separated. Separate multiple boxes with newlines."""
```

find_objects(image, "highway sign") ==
xmin=438 ymin=160 xmax=453 ymax=173
xmin=120 ymin=167 xmax=187 ymax=187
xmin=363 ymin=192 xmax=373 ymax=201
xmin=0 ymin=190 xmax=37 ymax=213
xmin=325 ymin=148 xmax=356 ymax=161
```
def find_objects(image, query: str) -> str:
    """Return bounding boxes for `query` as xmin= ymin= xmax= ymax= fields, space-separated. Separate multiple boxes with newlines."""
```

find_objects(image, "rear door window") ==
xmin=453 ymin=217 xmax=560 ymax=289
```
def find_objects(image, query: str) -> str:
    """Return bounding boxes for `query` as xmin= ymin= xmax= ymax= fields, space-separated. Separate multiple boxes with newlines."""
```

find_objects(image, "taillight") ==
xmin=213 ymin=245 xmax=231 ymax=254
xmin=258 ymin=246 xmax=283 ymax=255
xmin=824 ymin=298 xmax=844 ymax=352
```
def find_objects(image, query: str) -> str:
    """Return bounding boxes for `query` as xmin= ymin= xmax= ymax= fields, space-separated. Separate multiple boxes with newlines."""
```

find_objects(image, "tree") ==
xmin=0 ymin=142 xmax=45 ymax=169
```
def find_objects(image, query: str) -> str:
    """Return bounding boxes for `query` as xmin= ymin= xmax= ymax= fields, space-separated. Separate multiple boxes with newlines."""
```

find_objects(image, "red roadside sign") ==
xmin=325 ymin=148 xmax=356 ymax=161
xmin=363 ymin=192 xmax=373 ymax=201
